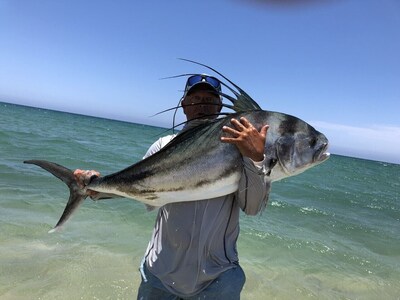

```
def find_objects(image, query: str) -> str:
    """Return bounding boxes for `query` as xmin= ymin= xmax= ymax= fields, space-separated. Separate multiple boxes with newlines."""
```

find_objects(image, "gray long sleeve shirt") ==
xmin=142 ymin=129 xmax=269 ymax=297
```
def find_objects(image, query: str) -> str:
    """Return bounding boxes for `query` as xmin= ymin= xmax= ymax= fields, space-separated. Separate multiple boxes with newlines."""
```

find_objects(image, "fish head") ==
xmin=275 ymin=125 xmax=330 ymax=177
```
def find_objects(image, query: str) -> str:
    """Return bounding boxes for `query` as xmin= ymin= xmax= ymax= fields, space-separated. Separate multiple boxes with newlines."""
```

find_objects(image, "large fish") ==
xmin=24 ymin=60 xmax=330 ymax=232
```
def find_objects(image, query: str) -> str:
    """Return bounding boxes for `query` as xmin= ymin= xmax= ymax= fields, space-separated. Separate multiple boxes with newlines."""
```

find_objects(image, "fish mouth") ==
xmin=314 ymin=143 xmax=330 ymax=163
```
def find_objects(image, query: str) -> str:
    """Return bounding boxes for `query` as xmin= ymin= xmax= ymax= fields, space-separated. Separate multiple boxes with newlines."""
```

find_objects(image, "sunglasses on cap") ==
xmin=185 ymin=74 xmax=221 ymax=91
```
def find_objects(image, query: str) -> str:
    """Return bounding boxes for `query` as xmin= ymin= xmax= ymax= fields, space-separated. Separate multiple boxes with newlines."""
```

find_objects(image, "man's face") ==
xmin=182 ymin=90 xmax=222 ymax=121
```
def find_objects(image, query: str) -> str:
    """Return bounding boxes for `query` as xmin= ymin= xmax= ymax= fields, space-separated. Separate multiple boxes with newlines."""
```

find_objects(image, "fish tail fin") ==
xmin=24 ymin=160 xmax=87 ymax=232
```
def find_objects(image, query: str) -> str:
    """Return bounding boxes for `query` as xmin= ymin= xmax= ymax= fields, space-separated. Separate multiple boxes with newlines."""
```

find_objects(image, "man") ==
xmin=75 ymin=74 xmax=269 ymax=299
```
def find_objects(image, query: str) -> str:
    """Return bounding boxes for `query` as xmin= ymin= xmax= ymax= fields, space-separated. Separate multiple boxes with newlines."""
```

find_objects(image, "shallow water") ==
xmin=1 ymin=102 xmax=399 ymax=299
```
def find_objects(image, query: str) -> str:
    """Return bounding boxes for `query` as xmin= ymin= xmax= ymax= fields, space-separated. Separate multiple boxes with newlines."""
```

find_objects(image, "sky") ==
xmin=0 ymin=0 xmax=399 ymax=164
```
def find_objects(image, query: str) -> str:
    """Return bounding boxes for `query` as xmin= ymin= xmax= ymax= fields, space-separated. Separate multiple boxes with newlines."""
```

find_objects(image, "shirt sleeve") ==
xmin=143 ymin=135 xmax=176 ymax=159
xmin=236 ymin=157 xmax=270 ymax=216
xmin=143 ymin=138 xmax=163 ymax=159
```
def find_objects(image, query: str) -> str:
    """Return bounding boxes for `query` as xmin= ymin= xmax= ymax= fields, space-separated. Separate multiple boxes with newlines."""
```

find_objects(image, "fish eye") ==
xmin=310 ymin=137 xmax=317 ymax=147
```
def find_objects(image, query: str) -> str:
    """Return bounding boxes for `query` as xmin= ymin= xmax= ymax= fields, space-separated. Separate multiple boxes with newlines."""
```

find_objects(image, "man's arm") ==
xmin=236 ymin=157 xmax=270 ymax=215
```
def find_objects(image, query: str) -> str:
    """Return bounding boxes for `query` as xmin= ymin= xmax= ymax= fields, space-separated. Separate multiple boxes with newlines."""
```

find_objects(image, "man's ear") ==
xmin=217 ymin=98 xmax=223 ymax=113
xmin=181 ymin=97 xmax=188 ymax=115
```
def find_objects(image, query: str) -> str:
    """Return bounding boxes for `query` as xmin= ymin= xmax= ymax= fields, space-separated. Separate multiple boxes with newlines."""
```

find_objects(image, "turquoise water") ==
xmin=1 ymin=102 xmax=399 ymax=299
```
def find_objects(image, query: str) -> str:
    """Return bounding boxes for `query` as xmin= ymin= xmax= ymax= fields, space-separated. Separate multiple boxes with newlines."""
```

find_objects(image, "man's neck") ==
xmin=182 ymin=118 xmax=213 ymax=132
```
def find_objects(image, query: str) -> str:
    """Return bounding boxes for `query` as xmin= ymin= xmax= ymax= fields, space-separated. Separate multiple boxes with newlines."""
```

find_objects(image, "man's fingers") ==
xmin=232 ymin=117 xmax=260 ymax=132
xmin=83 ymin=173 xmax=99 ymax=186
xmin=221 ymin=136 xmax=238 ymax=143
xmin=239 ymin=117 xmax=252 ymax=128
xmin=230 ymin=118 xmax=246 ymax=130
xmin=260 ymin=125 xmax=269 ymax=137
xmin=222 ymin=125 xmax=239 ymax=136
xmin=74 ymin=169 xmax=100 ymax=185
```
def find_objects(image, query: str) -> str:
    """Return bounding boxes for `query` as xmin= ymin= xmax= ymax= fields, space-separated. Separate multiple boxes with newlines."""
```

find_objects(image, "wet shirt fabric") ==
xmin=141 ymin=124 xmax=268 ymax=298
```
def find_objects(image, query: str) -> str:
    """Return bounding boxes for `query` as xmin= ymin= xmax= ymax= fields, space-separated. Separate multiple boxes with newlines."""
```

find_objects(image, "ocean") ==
xmin=1 ymin=102 xmax=399 ymax=299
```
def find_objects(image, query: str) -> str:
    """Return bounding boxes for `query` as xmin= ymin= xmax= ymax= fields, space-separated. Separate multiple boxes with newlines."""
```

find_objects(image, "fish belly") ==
xmin=93 ymin=172 xmax=241 ymax=207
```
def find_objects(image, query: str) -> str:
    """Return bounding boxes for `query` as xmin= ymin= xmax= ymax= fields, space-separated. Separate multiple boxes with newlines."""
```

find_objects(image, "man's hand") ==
xmin=73 ymin=169 xmax=101 ymax=197
xmin=221 ymin=117 xmax=269 ymax=162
